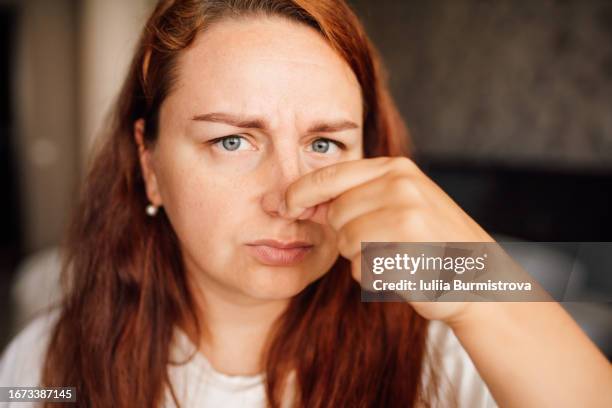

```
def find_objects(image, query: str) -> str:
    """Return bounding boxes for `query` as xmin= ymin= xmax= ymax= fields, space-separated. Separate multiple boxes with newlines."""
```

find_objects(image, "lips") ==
xmin=245 ymin=239 xmax=314 ymax=266
xmin=247 ymin=239 xmax=313 ymax=249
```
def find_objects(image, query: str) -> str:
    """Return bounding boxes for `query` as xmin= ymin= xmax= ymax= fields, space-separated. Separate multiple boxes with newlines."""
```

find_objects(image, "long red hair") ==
xmin=42 ymin=0 xmax=435 ymax=406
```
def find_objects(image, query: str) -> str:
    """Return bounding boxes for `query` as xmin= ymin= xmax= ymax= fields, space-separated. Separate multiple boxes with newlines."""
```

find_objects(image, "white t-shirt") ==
xmin=0 ymin=309 xmax=497 ymax=407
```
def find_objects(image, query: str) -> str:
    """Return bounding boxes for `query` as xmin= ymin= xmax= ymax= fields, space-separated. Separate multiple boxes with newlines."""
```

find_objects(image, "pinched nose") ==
xmin=261 ymin=191 xmax=330 ymax=225
xmin=291 ymin=200 xmax=331 ymax=225
xmin=260 ymin=153 xmax=306 ymax=218
xmin=304 ymin=200 xmax=331 ymax=225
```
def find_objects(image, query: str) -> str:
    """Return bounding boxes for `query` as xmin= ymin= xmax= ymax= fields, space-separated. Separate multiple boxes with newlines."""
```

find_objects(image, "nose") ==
xmin=261 ymin=149 xmax=305 ymax=219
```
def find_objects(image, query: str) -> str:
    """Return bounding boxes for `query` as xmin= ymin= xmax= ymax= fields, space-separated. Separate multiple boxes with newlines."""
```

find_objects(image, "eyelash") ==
xmin=311 ymin=137 xmax=347 ymax=151
xmin=208 ymin=135 xmax=347 ymax=151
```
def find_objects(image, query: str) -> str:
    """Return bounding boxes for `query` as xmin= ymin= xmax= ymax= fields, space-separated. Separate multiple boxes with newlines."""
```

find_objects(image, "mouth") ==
xmin=245 ymin=239 xmax=314 ymax=266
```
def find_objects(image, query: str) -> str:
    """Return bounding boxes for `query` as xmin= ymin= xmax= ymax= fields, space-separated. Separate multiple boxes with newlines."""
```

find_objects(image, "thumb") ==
xmin=298 ymin=200 xmax=331 ymax=225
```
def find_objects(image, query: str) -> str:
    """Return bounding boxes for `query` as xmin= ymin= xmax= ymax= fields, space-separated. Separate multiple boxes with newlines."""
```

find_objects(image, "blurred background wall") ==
xmin=0 ymin=0 xmax=153 ymax=345
xmin=0 ymin=0 xmax=610 ymax=356
xmin=352 ymin=0 xmax=612 ymax=169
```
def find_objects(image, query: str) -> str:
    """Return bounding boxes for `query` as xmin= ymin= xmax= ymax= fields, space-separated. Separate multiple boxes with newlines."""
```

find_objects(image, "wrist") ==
xmin=444 ymin=301 xmax=502 ymax=334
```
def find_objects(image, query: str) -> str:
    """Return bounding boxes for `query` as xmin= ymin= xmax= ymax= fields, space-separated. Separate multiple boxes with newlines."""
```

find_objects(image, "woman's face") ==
xmin=139 ymin=16 xmax=363 ymax=302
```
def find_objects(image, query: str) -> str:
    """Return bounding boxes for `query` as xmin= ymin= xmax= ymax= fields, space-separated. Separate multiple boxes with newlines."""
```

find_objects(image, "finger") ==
xmin=299 ymin=199 xmax=332 ymax=224
xmin=336 ymin=206 xmax=415 ymax=261
xmin=282 ymin=157 xmax=392 ymax=218
xmin=326 ymin=174 xmax=423 ymax=231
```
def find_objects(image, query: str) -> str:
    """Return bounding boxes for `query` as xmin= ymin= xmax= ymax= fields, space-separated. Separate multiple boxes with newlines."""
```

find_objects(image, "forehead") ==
xmin=167 ymin=15 xmax=363 ymax=124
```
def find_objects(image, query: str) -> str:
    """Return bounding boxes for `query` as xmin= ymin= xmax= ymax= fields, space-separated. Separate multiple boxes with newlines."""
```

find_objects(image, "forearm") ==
xmin=448 ymin=302 xmax=612 ymax=408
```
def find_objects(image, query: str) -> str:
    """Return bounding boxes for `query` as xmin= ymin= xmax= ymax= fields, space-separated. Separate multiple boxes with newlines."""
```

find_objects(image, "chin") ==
xmin=241 ymin=264 xmax=322 ymax=300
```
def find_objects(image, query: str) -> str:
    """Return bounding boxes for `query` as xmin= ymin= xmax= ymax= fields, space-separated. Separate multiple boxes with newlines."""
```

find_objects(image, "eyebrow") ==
xmin=191 ymin=112 xmax=359 ymax=133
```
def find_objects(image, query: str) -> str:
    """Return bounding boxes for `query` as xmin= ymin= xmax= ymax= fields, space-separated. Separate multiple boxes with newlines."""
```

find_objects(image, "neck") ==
xmin=184 ymin=267 xmax=290 ymax=376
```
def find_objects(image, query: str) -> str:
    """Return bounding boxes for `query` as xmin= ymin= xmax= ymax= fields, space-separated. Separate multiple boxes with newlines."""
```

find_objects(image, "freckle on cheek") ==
xmin=207 ymin=157 xmax=267 ymax=191
xmin=208 ymin=155 xmax=261 ymax=175
xmin=185 ymin=174 xmax=253 ymax=209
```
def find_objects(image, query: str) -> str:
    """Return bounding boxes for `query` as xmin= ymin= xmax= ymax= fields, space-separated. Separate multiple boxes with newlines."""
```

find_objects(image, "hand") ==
xmin=280 ymin=156 xmax=496 ymax=324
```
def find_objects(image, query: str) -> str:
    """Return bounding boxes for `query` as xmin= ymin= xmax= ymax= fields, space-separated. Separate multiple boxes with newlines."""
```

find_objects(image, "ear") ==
xmin=134 ymin=118 xmax=163 ymax=206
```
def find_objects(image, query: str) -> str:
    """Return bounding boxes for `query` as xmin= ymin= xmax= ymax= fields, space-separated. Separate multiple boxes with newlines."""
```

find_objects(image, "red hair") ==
xmin=42 ymin=1 xmax=435 ymax=406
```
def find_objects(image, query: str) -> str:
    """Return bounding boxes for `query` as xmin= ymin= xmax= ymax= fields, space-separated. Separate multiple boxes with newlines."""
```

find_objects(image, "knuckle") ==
xmin=397 ymin=207 xmax=422 ymax=231
xmin=387 ymin=175 xmax=410 ymax=191
xmin=387 ymin=156 xmax=418 ymax=176
xmin=387 ymin=175 xmax=423 ymax=202
xmin=313 ymin=165 xmax=337 ymax=186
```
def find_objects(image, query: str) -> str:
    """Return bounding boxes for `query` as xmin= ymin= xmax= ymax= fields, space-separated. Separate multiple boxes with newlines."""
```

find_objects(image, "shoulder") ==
xmin=0 ymin=308 xmax=61 ymax=387
xmin=423 ymin=319 xmax=498 ymax=408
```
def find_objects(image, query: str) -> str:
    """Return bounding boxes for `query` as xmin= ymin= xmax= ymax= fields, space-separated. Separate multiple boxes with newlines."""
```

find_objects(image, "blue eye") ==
xmin=308 ymin=138 xmax=345 ymax=154
xmin=211 ymin=135 xmax=253 ymax=152
xmin=209 ymin=136 xmax=344 ymax=154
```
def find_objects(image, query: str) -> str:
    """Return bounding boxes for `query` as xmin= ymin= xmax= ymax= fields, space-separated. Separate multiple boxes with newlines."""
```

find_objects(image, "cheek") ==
xmin=155 ymin=143 xmax=252 ymax=224
xmin=153 ymin=142 xmax=345 ymax=286
xmin=157 ymin=159 xmax=254 ymax=260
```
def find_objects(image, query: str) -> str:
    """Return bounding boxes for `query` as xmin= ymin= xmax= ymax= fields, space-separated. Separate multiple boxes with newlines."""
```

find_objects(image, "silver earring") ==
xmin=146 ymin=203 xmax=158 ymax=216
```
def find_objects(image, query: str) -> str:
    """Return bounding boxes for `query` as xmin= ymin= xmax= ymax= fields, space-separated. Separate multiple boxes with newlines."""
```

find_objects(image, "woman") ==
xmin=1 ymin=0 xmax=611 ymax=407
